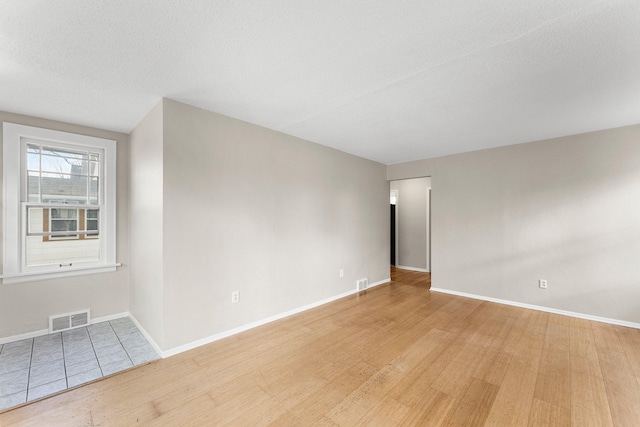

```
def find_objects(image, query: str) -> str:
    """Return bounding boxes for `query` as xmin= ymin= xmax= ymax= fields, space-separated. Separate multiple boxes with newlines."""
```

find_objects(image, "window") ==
xmin=3 ymin=123 xmax=117 ymax=283
xmin=40 ymin=208 xmax=100 ymax=241
xmin=48 ymin=208 xmax=80 ymax=240
xmin=85 ymin=209 xmax=99 ymax=238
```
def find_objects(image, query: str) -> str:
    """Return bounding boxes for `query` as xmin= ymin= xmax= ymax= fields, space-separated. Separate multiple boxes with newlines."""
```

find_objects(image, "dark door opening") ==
xmin=390 ymin=204 xmax=396 ymax=265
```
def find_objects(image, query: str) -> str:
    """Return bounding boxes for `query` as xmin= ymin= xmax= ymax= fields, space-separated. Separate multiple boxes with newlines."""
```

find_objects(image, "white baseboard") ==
xmin=0 ymin=328 xmax=49 ymax=345
xmin=0 ymin=311 xmax=131 ymax=345
xmin=0 ymin=280 xmax=395 ymax=355
xmin=363 ymin=278 xmax=391 ymax=290
xmin=92 ymin=312 xmax=129 ymax=324
xmin=128 ymin=313 xmax=163 ymax=357
xmin=93 ymin=312 xmax=164 ymax=358
xmin=161 ymin=278 xmax=391 ymax=358
xmin=430 ymin=287 xmax=640 ymax=330
xmin=395 ymin=265 xmax=429 ymax=273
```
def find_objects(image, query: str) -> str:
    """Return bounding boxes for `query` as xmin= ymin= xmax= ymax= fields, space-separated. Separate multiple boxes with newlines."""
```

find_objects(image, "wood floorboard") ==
xmin=533 ymin=315 xmax=571 ymax=411
xmin=1 ymin=267 xmax=638 ymax=426
xmin=400 ymin=387 xmax=455 ymax=425
xmin=441 ymin=377 xmax=499 ymax=426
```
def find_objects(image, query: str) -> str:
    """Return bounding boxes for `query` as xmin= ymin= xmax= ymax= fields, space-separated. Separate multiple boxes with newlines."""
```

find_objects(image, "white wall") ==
xmin=388 ymin=124 xmax=640 ymax=324
xmin=0 ymin=112 xmax=130 ymax=338
xmin=128 ymin=102 xmax=165 ymax=348
xmin=391 ymin=177 xmax=431 ymax=271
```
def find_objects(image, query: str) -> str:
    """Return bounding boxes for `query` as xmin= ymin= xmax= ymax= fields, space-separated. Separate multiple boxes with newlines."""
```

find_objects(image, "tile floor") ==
xmin=0 ymin=317 xmax=159 ymax=412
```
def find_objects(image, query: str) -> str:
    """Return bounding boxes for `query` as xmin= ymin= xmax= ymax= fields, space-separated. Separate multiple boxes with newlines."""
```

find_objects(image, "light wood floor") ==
xmin=2 ymin=267 xmax=640 ymax=426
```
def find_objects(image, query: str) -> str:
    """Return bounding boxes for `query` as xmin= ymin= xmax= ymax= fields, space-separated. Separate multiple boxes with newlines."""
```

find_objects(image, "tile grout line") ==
xmin=28 ymin=333 xmax=65 ymax=400
xmin=87 ymin=325 xmax=106 ymax=379
xmin=109 ymin=320 xmax=135 ymax=369
xmin=25 ymin=338 xmax=35 ymax=403
xmin=61 ymin=331 xmax=70 ymax=391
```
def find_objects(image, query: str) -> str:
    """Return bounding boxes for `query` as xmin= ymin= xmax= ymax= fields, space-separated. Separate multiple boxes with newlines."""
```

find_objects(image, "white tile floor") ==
xmin=0 ymin=317 xmax=159 ymax=412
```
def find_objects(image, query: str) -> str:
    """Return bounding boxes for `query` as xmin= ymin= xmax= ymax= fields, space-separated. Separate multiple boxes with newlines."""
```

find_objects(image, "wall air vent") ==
xmin=357 ymin=278 xmax=369 ymax=291
xmin=49 ymin=309 xmax=91 ymax=333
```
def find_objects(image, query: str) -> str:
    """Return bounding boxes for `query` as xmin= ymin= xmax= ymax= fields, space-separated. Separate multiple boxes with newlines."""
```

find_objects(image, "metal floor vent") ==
xmin=357 ymin=278 xmax=369 ymax=291
xmin=49 ymin=309 xmax=91 ymax=333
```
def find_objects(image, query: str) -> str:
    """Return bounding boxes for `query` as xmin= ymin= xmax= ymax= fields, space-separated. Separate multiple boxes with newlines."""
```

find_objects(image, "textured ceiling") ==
xmin=1 ymin=0 xmax=639 ymax=164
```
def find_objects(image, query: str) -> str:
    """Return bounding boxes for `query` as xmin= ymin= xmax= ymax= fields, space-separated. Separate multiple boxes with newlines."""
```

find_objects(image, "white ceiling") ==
xmin=1 ymin=1 xmax=639 ymax=164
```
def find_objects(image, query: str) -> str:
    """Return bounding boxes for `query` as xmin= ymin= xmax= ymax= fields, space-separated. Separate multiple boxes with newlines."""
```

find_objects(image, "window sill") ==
xmin=1 ymin=263 xmax=122 ymax=285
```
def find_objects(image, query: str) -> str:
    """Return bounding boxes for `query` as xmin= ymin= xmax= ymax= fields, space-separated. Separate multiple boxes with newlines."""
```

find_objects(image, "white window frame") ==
xmin=2 ymin=122 xmax=118 ymax=284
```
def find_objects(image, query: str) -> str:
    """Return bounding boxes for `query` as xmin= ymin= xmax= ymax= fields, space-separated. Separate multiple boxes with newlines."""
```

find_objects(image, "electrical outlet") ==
xmin=339 ymin=268 xmax=344 ymax=278
xmin=539 ymin=279 xmax=548 ymax=289
xmin=357 ymin=278 xmax=368 ymax=291
xmin=231 ymin=291 xmax=240 ymax=303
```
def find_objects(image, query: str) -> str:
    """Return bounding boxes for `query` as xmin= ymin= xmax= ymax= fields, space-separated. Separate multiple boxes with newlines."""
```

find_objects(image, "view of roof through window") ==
xmin=26 ymin=142 xmax=100 ymax=205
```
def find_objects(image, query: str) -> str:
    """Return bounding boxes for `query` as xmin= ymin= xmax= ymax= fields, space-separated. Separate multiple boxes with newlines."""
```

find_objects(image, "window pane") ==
xmin=41 ymin=146 xmax=85 ymax=161
xmin=27 ymin=145 xmax=100 ymax=205
xmin=25 ymin=206 xmax=100 ymax=266
xmin=40 ymin=153 xmax=81 ymax=175
xmin=27 ymin=172 xmax=40 ymax=203
xmin=27 ymin=207 xmax=99 ymax=236
xmin=51 ymin=219 xmax=77 ymax=233
xmin=26 ymin=238 xmax=100 ymax=265
xmin=27 ymin=152 xmax=40 ymax=171
xmin=89 ymin=177 xmax=99 ymax=204
xmin=51 ymin=208 xmax=77 ymax=219
xmin=26 ymin=207 xmax=44 ymax=235
xmin=86 ymin=209 xmax=99 ymax=236
xmin=51 ymin=208 xmax=78 ymax=239
xmin=41 ymin=173 xmax=88 ymax=204
xmin=89 ymin=161 xmax=99 ymax=177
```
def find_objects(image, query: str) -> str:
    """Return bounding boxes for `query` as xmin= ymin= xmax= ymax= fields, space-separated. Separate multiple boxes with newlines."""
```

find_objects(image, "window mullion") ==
xmin=85 ymin=150 xmax=90 ymax=206
xmin=38 ymin=144 xmax=42 ymax=203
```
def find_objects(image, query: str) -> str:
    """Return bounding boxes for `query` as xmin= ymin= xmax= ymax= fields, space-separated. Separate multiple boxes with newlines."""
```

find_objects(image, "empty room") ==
xmin=1 ymin=1 xmax=639 ymax=425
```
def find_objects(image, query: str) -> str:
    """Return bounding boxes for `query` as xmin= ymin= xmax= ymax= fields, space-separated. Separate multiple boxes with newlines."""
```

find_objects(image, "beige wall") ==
xmin=2 ymin=100 xmax=389 ymax=349
xmin=161 ymin=99 xmax=389 ymax=349
xmin=128 ymin=102 xmax=165 ymax=348
xmin=126 ymin=99 xmax=391 ymax=351
xmin=0 ymin=112 xmax=130 ymax=338
xmin=388 ymin=124 xmax=640 ymax=324
xmin=5 ymin=101 xmax=638 ymax=344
